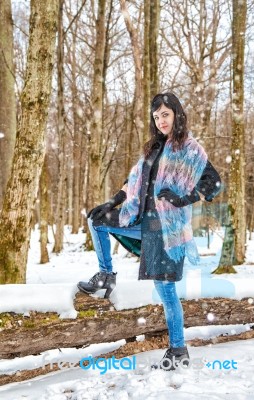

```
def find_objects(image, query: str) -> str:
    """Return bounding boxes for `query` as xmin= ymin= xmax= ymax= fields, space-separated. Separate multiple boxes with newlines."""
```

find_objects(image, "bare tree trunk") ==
xmin=67 ymin=165 xmax=73 ymax=226
xmin=124 ymin=103 xmax=134 ymax=174
xmin=40 ymin=155 xmax=49 ymax=264
xmin=214 ymin=0 xmax=247 ymax=273
xmin=113 ymin=240 xmax=119 ymax=255
xmin=0 ymin=0 xmax=16 ymax=209
xmin=70 ymin=28 xmax=82 ymax=233
xmin=90 ymin=0 xmax=106 ymax=205
xmin=229 ymin=0 xmax=247 ymax=264
xmin=83 ymin=123 xmax=91 ymax=245
xmin=143 ymin=0 xmax=160 ymax=145
xmin=149 ymin=0 xmax=160 ymax=98
xmin=80 ymin=132 xmax=87 ymax=228
xmin=213 ymin=207 xmax=236 ymax=274
xmin=143 ymin=0 xmax=151 ymax=145
xmin=0 ymin=0 xmax=58 ymax=283
xmin=120 ymin=0 xmax=144 ymax=150
xmin=71 ymin=109 xmax=81 ymax=233
xmin=53 ymin=0 xmax=67 ymax=253
xmin=85 ymin=0 xmax=106 ymax=248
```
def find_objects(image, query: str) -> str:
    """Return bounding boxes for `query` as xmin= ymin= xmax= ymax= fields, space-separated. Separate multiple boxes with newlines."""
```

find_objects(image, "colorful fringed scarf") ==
xmin=119 ymin=133 xmax=208 ymax=265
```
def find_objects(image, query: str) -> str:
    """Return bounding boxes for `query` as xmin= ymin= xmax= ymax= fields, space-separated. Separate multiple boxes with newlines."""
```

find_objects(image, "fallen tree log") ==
xmin=0 ymin=294 xmax=253 ymax=359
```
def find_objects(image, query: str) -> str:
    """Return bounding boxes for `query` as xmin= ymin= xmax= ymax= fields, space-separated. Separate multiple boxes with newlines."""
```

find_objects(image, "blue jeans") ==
xmin=87 ymin=217 xmax=185 ymax=348
xmin=154 ymin=280 xmax=185 ymax=348
xmin=87 ymin=217 xmax=142 ymax=273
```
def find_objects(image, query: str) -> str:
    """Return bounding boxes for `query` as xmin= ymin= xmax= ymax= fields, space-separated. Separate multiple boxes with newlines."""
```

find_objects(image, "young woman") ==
xmin=78 ymin=92 xmax=221 ymax=371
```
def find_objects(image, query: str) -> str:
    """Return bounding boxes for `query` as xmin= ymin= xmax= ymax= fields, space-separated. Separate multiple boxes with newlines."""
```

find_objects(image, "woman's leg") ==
xmin=78 ymin=218 xmax=142 ymax=297
xmin=88 ymin=217 xmax=141 ymax=273
xmin=152 ymin=280 xmax=189 ymax=370
xmin=153 ymin=280 xmax=185 ymax=348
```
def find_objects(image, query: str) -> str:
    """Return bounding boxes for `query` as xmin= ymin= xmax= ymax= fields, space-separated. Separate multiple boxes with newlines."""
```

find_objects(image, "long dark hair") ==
xmin=143 ymin=92 xmax=188 ymax=158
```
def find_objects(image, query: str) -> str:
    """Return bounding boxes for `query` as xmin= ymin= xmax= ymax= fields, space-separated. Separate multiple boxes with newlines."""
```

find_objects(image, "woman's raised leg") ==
xmin=77 ymin=218 xmax=141 ymax=298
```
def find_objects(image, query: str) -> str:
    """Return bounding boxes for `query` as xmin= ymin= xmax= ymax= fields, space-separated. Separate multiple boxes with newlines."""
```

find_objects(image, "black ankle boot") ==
xmin=77 ymin=272 xmax=116 ymax=299
xmin=151 ymin=346 xmax=190 ymax=371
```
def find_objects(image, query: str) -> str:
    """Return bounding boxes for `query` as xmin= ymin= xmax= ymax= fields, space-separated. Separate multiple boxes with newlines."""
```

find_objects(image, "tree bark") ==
xmin=212 ymin=206 xmax=237 ymax=274
xmin=0 ymin=0 xmax=16 ymax=209
xmin=0 ymin=296 xmax=253 ymax=358
xmin=0 ymin=0 xmax=58 ymax=283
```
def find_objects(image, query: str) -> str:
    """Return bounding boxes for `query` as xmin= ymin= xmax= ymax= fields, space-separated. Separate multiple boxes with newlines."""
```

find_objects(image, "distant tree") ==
xmin=143 ymin=0 xmax=160 ymax=144
xmin=149 ymin=0 xmax=160 ymax=99
xmin=85 ymin=0 xmax=107 ymax=249
xmin=53 ymin=0 xmax=67 ymax=253
xmin=120 ymin=0 xmax=144 ymax=152
xmin=69 ymin=21 xmax=82 ymax=234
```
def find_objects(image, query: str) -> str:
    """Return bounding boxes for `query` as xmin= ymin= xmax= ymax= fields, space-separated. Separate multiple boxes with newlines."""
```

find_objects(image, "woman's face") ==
xmin=152 ymin=104 xmax=174 ymax=136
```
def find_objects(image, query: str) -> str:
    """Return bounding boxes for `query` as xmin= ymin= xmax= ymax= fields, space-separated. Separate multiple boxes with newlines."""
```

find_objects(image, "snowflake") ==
xmin=137 ymin=317 xmax=146 ymax=325
xmin=207 ymin=312 xmax=215 ymax=322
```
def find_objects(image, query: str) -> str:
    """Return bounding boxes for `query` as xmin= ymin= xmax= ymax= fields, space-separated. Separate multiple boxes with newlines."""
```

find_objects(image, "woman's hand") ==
xmin=87 ymin=189 xmax=127 ymax=220
xmin=157 ymin=188 xmax=200 ymax=207
xmin=87 ymin=202 xmax=113 ymax=220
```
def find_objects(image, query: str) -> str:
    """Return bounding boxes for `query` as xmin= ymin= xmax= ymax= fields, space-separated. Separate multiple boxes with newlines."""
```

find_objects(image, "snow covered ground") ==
xmin=0 ymin=226 xmax=254 ymax=399
xmin=1 ymin=227 xmax=254 ymax=316
xmin=1 ymin=339 xmax=254 ymax=399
